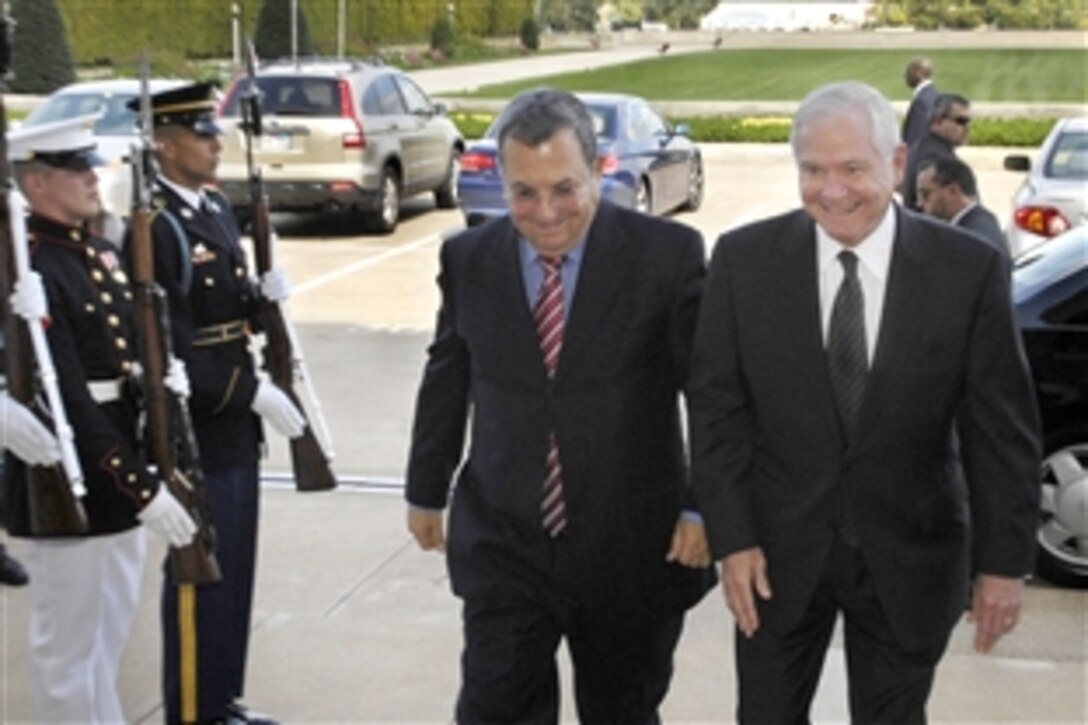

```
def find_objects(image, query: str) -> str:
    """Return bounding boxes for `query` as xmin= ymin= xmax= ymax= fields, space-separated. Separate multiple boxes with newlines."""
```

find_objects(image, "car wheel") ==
xmin=365 ymin=167 xmax=400 ymax=234
xmin=635 ymin=179 xmax=652 ymax=215
xmin=681 ymin=157 xmax=704 ymax=212
xmin=1035 ymin=431 xmax=1088 ymax=589
xmin=434 ymin=150 xmax=460 ymax=209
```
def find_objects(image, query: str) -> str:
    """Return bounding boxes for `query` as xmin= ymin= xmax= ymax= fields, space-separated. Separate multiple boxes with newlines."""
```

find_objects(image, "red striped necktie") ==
xmin=534 ymin=255 xmax=567 ymax=537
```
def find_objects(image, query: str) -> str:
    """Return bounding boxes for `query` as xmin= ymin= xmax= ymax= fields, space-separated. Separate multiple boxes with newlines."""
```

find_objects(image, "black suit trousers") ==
xmin=456 ymin=563 xmax=684 ymax=725
xmin=735 ymin=535 xmax=941 ymax=725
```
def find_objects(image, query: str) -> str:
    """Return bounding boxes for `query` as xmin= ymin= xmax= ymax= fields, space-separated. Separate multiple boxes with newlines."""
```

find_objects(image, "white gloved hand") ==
xmin=138 ymin=486 xmax=197 ymax=548
xmin=0 ymin=393 xmax=61 ymax=466
xmin=250 ymin=380 xmax=305 ymax=439
xmin=164 ymin=356 xmax=191 ymax=398
xmin=10 ymin=271 xmax=49 ymax=322
xmin=260 ymin=267 xmax=292 ymax=303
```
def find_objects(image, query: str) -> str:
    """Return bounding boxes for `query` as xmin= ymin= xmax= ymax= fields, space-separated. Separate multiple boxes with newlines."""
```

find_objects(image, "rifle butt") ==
xmin=169 ymin=539 xmax=222 ymax=585
xmin=26 ymin=465 xmax=89 ymax=536
xmin=290 ymin=429 xmax=337 ymax=492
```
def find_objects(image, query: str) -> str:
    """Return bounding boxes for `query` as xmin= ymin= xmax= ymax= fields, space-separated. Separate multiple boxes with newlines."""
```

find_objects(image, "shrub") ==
xmin=10 ymin=0 xmax=76 ymax=93
xmin=431 ymin=15 xmax=456 ymax=58
xmin=255 ymin=0 xmax=315 ymax=60
xmin=519 ymin=17 xmax=541 ymax=52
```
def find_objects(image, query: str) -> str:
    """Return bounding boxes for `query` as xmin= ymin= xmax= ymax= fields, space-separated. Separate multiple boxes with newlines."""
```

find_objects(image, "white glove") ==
xmin=138 ymin=486 xmax=197 ymax=548
xmin=10 ymin=271 xmax=48 ymax=322
xmin=0 ymin=393 xmax=62 ymax=466
xmin=260 ymin=267 xmax=292 ymax=303
xmin=250 ymin=380 xmax=305 ymax=439
xmin=164 ymin=356 xmax=191 ymax=398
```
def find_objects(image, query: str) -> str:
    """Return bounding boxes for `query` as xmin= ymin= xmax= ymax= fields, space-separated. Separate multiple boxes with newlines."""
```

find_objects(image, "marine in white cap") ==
xmin=4 ymin=113 xmax=196 ymax=723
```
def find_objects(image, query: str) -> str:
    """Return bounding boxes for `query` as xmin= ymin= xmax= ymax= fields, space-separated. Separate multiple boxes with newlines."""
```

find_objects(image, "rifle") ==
xmin=241 ymin=40 xmax=336 ymax=493
xmin=0 ymin=6 xmax=88 ymax=535
xmin=130 ymin=53 xmax=221 ymax=583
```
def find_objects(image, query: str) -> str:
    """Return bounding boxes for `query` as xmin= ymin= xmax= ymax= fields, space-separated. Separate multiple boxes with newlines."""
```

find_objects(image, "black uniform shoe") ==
xmin=0 ymin=547 xmax=29 ymax=586
xmin=222 ymin=702 xmax=278 ymax=725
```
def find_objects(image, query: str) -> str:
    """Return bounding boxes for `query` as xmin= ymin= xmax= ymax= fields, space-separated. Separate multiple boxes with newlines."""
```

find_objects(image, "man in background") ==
xmin=916 ymin=156 xmax=1009 ymax=256
xmin=902 ymin=92 xmax=972 ymax=210
xmin=901 ymin=56 xmax=938 ymax=147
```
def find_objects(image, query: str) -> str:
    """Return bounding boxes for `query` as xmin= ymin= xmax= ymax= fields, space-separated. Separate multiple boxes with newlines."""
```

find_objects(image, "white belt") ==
xmin=87 ymin=378 xmax=124 ymax=404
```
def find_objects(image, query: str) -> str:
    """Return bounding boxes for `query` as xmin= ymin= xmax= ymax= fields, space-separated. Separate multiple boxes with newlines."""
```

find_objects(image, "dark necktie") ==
xmin=534 ymin=256 xmax=567 ymax=537
xmin=827 ymin=250 xmax=868 ymax=443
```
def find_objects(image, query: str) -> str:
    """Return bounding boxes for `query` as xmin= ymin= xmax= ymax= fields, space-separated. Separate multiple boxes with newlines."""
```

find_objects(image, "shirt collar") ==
xmin=913 ymin=79 xmax=933 ymax=98
xmin=950 ymin=201 xmax=977 ymax=226
xmin=518 ymin=234 xmax=586 ymax=272
xmin=158 ymin=175 xmax=205 ymax=211
xmin=816 ymin=203 xmax=897 ymax=281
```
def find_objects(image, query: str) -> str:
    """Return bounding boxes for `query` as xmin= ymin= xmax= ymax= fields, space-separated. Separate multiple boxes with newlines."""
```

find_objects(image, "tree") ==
xmin=255 ymin=0 xmax=314 ymax=61
xmin=520 ymin=16 xmax=541 ymax=51
xmin=10 ymin=0 xmax=75 ymax=93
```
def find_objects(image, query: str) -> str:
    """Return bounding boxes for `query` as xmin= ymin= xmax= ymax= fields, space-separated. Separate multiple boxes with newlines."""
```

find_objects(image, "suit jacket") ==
xmin=902 ymin=131 xmax=956 ymax=211
xmin=689 ymin=206 xmax=1040 ymax=659
xmin=902 ymin=83 xmax=939 ymax=147
xmin=958 ymin=203 xmax=1009 ymax=257
xmin=129 ymin=182 xmax=263 ymax=472
xmin=406 ymin=201 xmax=715 ymax=621
xmin=5 ymin=215 xmax=157 ymax=537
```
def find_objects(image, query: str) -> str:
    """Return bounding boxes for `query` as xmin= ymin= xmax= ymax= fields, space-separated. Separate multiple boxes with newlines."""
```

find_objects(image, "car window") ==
xmin=362 ymin=75 xmax=406 ymax=116
xmin=585 ymin=105 xmax=616 ymax=139
xmin=1045 ymin=130 xmax=1088 ymax=179
xmin=630 ymin=101 xmax=668 ymax=139
xmin=260 ymin=78 xmax=339 ymax=116
xmin=25 ymin=93 xmax=140 ymax=137
xmin=394 ymin=76 xmax=432 ymax=115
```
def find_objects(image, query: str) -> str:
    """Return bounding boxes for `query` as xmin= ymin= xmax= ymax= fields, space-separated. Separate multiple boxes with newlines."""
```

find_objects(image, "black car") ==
xmin=1012 ymin=226 xmax=1088 ymax=588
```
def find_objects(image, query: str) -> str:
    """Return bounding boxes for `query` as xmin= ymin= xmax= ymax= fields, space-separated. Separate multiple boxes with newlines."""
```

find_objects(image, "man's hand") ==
xmin=250 ymin=380 xmax=306 ymax=439
xmin=408 ymin=507 xmax=446 ymax=552
xmin=0 ymin=394 xmax=61 ymax=466
xmin=968 ymin=573 xmax=1026 ymax=653
xmin=666 ymin=516 xmax=711 ymax=568
xmin=721 ymin=547 xmax=772 ymax=638
xmin=10 ymin=271 xmax=48 ymax=322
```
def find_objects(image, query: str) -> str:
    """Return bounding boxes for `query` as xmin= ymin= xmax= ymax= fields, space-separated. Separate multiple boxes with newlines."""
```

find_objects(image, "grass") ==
xmin=458 ymin=48 xmax=1088 ymax=103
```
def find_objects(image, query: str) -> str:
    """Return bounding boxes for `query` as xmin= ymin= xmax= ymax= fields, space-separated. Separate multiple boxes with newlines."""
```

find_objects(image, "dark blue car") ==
xmin=457 ymin=92 xmax=704 ymax=226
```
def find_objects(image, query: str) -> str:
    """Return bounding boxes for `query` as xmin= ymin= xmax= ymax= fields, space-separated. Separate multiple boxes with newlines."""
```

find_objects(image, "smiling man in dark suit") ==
xmin=406 ymin=87 xmax=715 ymax=723
xmin=690 ymin=81 xmax=1040 ymax=723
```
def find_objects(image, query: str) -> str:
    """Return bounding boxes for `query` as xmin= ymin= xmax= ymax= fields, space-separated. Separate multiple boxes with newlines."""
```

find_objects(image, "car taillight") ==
xmin=339 ymin=79 xmax=365 ymax=149
xmin=1014 ymin=205 xmax=1071 ymax=238
xmin=599 ymin=152 xmax=620 ymax=175
xmin=460 ymin=151 xmax=496 ymax=173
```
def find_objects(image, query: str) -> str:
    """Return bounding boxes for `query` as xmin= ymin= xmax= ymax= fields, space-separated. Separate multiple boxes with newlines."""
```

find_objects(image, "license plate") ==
xmin=260 ymin=133 xmax=291 ymax=152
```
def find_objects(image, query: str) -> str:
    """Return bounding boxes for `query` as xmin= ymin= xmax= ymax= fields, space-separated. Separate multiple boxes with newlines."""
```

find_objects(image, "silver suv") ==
xmin=217 ymin=58 xmax=463 ymax=233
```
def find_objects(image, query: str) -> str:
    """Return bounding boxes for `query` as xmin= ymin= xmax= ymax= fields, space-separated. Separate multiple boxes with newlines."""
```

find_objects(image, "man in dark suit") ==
xmin=690 ymin=81 xmax=1040 ymax=723
xmin=916 ymin=156 xmax=1010 ymax=256
xmin=406 ymin=88 xmax=715 ymax=723
xmin=901 ymin=56 xmax=938 ymax=147
xmin=901 ymin=92 xmax=972 ymax=210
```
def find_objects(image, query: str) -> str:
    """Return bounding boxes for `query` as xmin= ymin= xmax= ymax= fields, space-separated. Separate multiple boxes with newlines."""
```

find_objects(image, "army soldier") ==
xmin=5 ymin=116 xmax=196 ymax=722
xmin=130 ymin=82 xmax=303 ymax=724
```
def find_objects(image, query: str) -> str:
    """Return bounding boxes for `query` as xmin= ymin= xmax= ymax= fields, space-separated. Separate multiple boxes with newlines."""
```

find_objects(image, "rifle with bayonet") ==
xmin=0 ymin=5 xmax=88 ymax=535
xmin=130 ymin=52 xmax=221 ymax=583
xmin=240 ymin=40 xmax=337 ymax=493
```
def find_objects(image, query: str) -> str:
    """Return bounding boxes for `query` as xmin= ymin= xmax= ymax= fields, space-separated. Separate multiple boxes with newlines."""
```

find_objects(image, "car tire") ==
xmin=434 ymin=150 xmax=460 ymax=209
xmin=1034 ymin=429 xmax=1088 ymax=589
xmin=681 ymin=157 xmax=704 ymax=212
xmin=365 ymin=166 xmax=400 ymax=234
xmin=635 ymin=179 xmax=652 ymax=215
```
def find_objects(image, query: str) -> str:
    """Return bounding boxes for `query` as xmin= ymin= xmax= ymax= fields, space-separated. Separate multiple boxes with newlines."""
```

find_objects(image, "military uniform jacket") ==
xmin=141 ymin=182 xmax=262 ymax=472
xmin=4 ymin=215 xmax=158 ymax=537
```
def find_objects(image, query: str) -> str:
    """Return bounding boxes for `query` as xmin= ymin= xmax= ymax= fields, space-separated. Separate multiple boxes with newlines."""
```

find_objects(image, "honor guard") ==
xmin=128 ymin=82 xmax=302 ymax=724
xmin=5 ymin=115 xmax=196 ymax=722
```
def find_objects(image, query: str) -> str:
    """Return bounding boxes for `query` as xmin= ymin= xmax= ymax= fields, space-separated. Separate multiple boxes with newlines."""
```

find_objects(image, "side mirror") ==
xmin=1003 ymin=155 xmax=1030 ymax=172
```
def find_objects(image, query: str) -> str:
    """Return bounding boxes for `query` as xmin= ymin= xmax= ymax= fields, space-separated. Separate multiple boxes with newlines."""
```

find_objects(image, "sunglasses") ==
xmin=948 ymin=116 xmax=972 ymax=126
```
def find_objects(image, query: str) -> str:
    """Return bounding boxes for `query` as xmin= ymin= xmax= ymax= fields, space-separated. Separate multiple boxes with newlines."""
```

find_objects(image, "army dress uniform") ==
xmin=129 ymin=81 xmax=271 ymax=723
xmin=4 ymin=213 xmax=159 ymax=723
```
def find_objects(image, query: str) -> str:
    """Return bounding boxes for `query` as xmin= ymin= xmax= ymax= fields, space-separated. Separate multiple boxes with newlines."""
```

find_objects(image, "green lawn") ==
xmin=460 ymin=48 xmax=1088 ymax=103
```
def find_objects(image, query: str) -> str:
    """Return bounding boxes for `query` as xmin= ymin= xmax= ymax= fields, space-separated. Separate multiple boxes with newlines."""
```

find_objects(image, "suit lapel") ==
xmin=856 ymin=208 xmax=930 ymax=446
xmin=776 ymin=213 xmax=844 ymax=442
xmin=556 ymin=204 xmax=629 ymax=379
